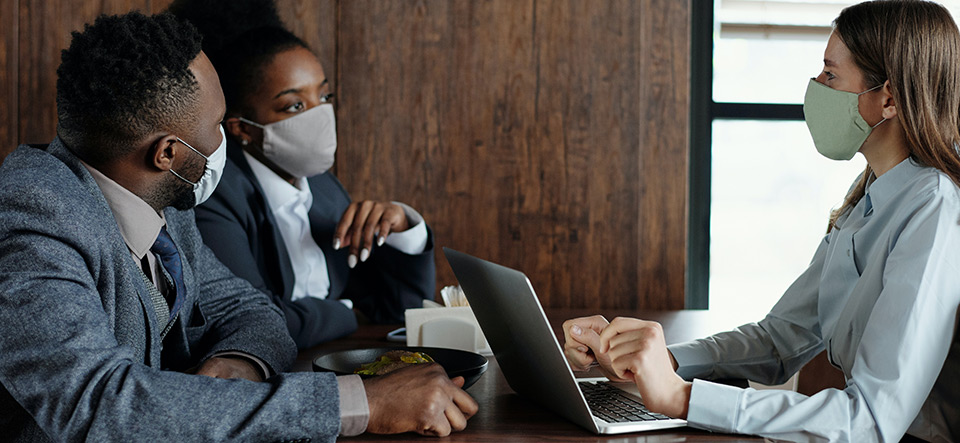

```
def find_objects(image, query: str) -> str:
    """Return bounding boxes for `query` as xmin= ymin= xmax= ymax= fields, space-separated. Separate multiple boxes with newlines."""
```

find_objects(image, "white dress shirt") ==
xmin=669 ymin=158 xmax=960 ymax=442
xmin=244 ymin=152 xmax=428 ymax=307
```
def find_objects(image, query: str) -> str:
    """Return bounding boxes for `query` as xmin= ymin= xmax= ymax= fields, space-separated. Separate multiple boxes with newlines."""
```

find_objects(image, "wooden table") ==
xmin=294 ymin=309 xmax=765 ymax=442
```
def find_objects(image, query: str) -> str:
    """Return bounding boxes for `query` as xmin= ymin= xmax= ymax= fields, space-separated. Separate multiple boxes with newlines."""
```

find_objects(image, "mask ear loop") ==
xmin=858 ymin=82 xmax=888 ymax=129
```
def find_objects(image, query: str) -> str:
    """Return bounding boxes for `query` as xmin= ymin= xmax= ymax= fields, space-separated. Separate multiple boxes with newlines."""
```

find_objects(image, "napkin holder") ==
xmin=405 ymin=305 xmax=491 ymax=355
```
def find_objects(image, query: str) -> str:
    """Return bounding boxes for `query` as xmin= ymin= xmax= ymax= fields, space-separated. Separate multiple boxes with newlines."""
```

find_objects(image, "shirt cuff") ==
xmin=339 ymin=298 xmax=354 ymax=310
xmin=209 ymin=351 xmax=272 ymax=380
xmin=337 ymin=374 xmax=369 ymax=436
xmin=686 ymin=378 xmax=744 ymax=433
xmin=384 ymin=202 xmax=428 ymax=255
xmin=667 ymin=342 xmax=715 ymax=381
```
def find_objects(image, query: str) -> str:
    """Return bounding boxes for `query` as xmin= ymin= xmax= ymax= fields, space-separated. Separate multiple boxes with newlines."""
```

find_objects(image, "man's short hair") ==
xmin=56 ymin=12 xmax=203 ymax=165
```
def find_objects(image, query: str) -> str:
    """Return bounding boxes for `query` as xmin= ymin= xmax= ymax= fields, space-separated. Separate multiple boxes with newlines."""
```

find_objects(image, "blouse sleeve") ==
xmin=669 ymin=234 xmax=829 ymax=386
xmin=676 ymin=190 xmax=960 ymax=442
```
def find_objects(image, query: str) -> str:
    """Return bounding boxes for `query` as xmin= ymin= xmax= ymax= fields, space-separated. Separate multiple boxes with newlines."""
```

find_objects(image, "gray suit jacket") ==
xmin=0 ymin=139 xmax=341 ymax=442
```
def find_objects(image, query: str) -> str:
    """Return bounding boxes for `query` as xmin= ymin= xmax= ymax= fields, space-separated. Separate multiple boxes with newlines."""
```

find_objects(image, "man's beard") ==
xmin=170 ymin=181 xmax=196 ymax=210
xmin=163 ymin=155 xmax=204 ymax=211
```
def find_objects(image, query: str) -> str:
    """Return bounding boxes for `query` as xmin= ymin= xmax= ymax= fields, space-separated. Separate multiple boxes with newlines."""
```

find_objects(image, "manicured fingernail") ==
xmin=377 ymin=236 xmax=385 ymax=247
xmin=348 ymin=254 xmax=357 ymax=268
xmin=571 ymin=325 xmax=582 ymax=336
xmin=333 ymin=238 xmax=341 ymax=250
xmin=360 ymin=248 xmax=370 ymax=262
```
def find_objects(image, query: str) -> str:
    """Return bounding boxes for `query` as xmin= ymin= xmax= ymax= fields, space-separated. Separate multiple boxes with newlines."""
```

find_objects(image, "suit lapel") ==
xmin=229 ymin=145 xmax=297 ymax=300
xmin=307 ymin=175 xmax=351 ymax=299
xmin=46 ymin=139 xmax=158 ymax=364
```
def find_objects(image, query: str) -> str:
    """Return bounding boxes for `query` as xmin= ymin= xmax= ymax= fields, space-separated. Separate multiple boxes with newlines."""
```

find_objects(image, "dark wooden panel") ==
xmin=637 ymin=0 xmax=690 ymax=309
xmin=17 ymin=0 xmax=154 ymax=145
xmin=149 ymin=0 xmax=174 ymax=14
xmin=276 ymin=0 xmax=337 ymax=91
xmin=0 ymin=0 xmax=18 ymax=163
xmin=336 ymin=0 xmax=690 ymax=309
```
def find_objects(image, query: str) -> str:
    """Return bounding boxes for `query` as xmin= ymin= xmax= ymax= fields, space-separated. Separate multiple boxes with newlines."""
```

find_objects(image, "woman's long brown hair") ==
xmin=827 ymin=0 xmax=960 ymax=231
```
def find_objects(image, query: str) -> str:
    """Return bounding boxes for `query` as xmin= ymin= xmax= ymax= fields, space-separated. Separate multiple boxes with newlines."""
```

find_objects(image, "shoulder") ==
xmin=0 ymin=144 xmax=101 ymax=222
xmin=308 ymin=171 xmax=351 ymax=210
xmin=900 ymin=165 xmax=960 ymax=212
xmin=197 ymin=148 xmax=263 ymax=217
xmin=211 ymin=150 xmax=260 ymax=200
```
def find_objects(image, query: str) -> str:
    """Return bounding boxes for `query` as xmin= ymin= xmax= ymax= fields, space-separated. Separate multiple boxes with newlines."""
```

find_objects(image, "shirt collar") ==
xmin=243 ymin=151 xmax=311 ymax=212
xmin=864 ymin=157 xmax=925 ymax=215
xmin=80 ymin=161 xmax=165 ymax=259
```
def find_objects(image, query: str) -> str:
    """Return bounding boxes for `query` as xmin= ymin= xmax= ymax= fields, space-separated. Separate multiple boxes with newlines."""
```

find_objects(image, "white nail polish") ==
xmin=360 ymin=248 xmax=370 ymax=262
xmin=348 ymin=254 xmax=357 ymax=268
xmin=377 ymin=236 xmax=385 ymax=247
xmin=333 ymin=238 xmax=340 ymax=250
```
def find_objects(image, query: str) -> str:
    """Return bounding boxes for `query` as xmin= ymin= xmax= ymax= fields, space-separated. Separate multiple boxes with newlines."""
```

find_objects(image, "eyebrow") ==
xmin=824 ymin=58 xmax=838 ymax=68
xmin=273 ymin=78 xmax=328 ymax=99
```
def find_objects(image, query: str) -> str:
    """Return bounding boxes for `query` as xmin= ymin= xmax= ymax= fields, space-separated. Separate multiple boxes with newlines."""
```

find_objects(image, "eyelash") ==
xmin=824 ymin=71 xmax=836 ymax=80
xmin=283 ymin=93 xmax=335 ymax=113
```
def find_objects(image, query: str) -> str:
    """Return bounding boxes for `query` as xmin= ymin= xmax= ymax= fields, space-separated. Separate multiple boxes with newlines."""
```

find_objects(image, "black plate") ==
xmin=312 ymin=346 xmax=488 ymax=389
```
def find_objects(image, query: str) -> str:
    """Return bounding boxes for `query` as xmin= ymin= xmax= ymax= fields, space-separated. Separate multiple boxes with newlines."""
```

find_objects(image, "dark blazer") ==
xmin=195 ymin=141 xmax=436 ymax=349
xmin=0 ymin=140 xmax=342 ymax=442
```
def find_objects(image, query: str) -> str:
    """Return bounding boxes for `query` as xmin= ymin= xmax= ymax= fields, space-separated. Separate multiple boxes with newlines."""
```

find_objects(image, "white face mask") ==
xmin=170 ymin=125 xmax=227 ymax=207
xmin=239 ymin=103 xmax=337 ymax=178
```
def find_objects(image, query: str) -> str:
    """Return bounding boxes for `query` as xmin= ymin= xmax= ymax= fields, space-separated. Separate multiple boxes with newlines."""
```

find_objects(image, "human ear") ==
xmin=223 ymin=117 xmax=260 ymax=147
xmin=149 ymin=134 xmax=181 ymax=171
xmin=880 ymin=80 xmax=898 ymax=120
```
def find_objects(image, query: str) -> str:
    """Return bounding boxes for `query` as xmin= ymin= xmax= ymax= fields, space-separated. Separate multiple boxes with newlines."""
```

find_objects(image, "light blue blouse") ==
xmin=669 ymin=158 xmax=960 ymax=442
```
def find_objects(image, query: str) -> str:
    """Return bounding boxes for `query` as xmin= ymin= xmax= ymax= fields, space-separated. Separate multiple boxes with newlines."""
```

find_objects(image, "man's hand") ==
xmin=363 ymin=363 xmax=478 ymax=437
xmin=193 ymin=356 xmax=263 ymax=382
xmin=562 ymin=315 xmax=631 ymax=382
xmin=599 ymin=317 xmax=691 ymax=418
xmin=333 ymin=200 xmax=410 ymax=268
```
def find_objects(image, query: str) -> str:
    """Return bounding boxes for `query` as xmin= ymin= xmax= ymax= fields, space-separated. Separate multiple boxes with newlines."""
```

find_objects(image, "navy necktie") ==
xmin=151 ymin=226 xmax=185 ymax=319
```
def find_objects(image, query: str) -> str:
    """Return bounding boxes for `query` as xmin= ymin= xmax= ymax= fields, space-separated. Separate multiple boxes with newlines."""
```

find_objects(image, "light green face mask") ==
xmin=802 ymin=78 xmax=885 ymax=161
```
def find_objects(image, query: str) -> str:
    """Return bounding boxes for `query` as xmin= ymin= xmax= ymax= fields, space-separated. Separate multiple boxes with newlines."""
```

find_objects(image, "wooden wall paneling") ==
xmin=276 ymin=0 xmax=337 ymax=90
xmin=1 ymin=0 xmax=18 ymax=163
xmin=337 ymin=0 xmax=690 ymax=309
xmin=336 ymin=0 xmax=541 ymax=303
xmin=149 ymin=0 xmax=174 ymax=14
xmin=530 ymin=0 xmax=644 ymax=310
xmin=17 ymin=0 xmax=156 ymax=145
xmin=637 ymin=0 xmax=690 ymax=310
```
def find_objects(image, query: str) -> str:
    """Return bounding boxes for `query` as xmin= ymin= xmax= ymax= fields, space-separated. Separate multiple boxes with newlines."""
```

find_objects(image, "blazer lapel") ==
xmin=229 ymin=145 xmax=297 ymax=300
xmin=47 ymin=139 xmax=158 ymax=365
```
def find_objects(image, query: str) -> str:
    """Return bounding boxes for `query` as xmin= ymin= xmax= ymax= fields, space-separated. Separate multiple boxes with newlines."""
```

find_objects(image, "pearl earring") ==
xmin=241 ymin=139 xmax=249 ymax=146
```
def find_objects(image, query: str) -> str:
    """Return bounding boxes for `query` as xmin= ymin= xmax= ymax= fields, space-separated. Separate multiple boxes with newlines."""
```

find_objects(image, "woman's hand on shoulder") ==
xmin=334 ymin=200 xmax=410 ymax=268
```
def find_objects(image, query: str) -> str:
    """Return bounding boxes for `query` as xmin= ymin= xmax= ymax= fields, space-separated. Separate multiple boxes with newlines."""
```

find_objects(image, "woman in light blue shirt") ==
xmin=564 ymin=1 xmax=960 ymax=441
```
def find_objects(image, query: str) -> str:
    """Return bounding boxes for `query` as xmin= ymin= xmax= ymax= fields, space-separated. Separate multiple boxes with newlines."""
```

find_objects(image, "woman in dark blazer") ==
xmin=170 ymin=0 xmax=435 ymax=349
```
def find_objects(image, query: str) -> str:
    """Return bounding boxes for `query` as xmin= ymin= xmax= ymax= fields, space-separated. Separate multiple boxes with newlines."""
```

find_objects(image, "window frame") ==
xmin=686 ymin=0 xmax=805 ymax=309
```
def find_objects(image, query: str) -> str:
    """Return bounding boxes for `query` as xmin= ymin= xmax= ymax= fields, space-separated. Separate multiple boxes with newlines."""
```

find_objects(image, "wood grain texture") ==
xmin=336 ymin=0 xmax=690 ymax=309
xmin=637 ymin=0 xmax=690 ymax=309
xmin=0 ymin=0 xmax=18 ymax=163
xmin=17 ymin=0 xmax=155 ymax=146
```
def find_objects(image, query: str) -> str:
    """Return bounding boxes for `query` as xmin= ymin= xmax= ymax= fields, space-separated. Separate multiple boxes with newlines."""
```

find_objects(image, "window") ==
xmin=688 ymin=0 xmax=960 ymax=313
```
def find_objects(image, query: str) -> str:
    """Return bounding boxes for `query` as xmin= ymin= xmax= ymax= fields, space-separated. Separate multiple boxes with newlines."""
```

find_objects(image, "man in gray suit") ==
xmin=0 ymin=12 xmax=476 ymax=441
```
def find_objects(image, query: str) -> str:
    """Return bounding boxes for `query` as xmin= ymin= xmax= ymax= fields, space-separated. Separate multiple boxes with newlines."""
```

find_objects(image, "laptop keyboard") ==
xmin=579 ymin=381 xmax=673 ymax=423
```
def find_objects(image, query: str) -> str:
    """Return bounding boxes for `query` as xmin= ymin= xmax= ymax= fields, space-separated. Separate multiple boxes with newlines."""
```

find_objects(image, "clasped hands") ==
xmin=562 ymin=315 xmax=691 ymax=419
xmin=333 ymin=200 xmax=410 ymax=268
